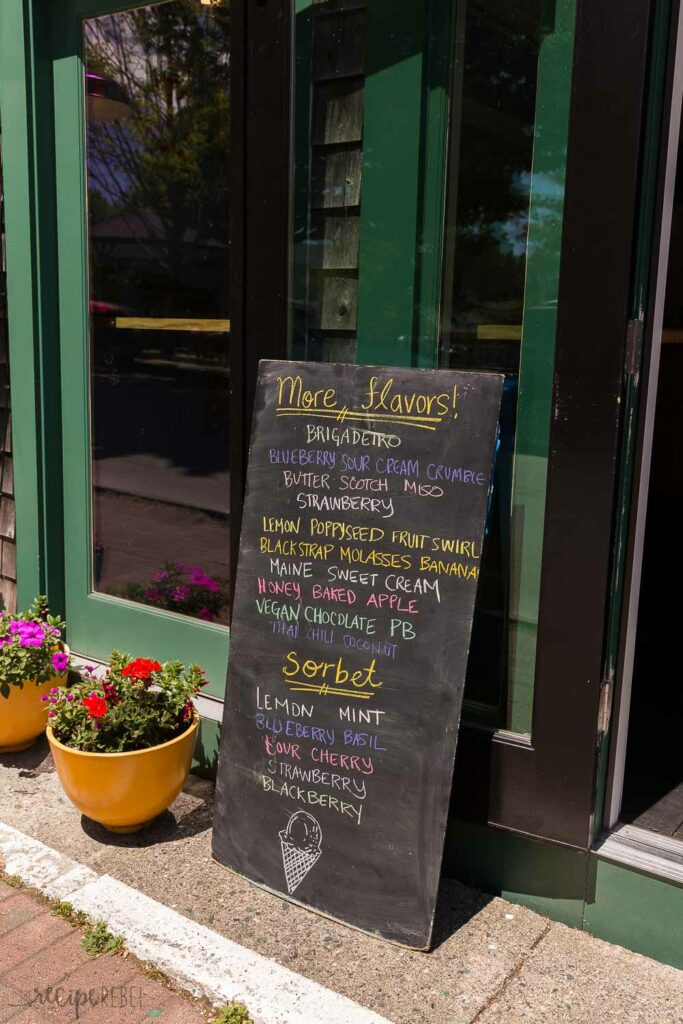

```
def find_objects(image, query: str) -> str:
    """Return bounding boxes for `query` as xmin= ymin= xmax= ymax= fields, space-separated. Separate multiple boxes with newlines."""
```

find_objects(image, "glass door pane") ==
xmin=54 ymin=0 xmax=233 ymax=692
xmin=440 ymin=0 xmax=576 ymax=733
xmin=289 ymin=0 xmax=577 ymax=733
xmin=85 ymin=2 xmax=231 ymax=627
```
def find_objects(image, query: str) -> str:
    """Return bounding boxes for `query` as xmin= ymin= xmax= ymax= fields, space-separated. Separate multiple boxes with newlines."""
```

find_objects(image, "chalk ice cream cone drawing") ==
xmin=279 ymin=811 xmax=323 ymax=894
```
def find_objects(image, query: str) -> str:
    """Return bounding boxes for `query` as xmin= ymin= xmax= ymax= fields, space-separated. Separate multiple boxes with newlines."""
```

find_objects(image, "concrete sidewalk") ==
xmin=1 ymin=738 xmax=683 ymax=1024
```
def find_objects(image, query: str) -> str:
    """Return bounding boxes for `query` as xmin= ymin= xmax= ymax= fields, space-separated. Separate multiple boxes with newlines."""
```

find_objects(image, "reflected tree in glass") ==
xmin=85 ymin=1 xmax=233 ymax=626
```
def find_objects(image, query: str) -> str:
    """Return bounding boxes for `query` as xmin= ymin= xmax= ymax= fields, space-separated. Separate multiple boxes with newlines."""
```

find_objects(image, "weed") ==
xmin=212 ymin=1002 xmax=254 ymax=1024
xmin=0 ymin=872 xmax=23 ymax=888
xmin=142 ymin=962 xmax=171 ymax=984
xmin=51 ymin=900 xmax=89 ymax=927
xmin=81 ymin=920 xmax=124 ymax=956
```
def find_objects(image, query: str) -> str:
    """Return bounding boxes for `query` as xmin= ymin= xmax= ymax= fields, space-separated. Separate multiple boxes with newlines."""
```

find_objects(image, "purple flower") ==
xmin=172 ymin=585 xmax=190 ymax=603
xmin=48 ymin=711 xmax=56 ymax=718
xmin=151 ymin=571 xmax=169 ymax=582
xmin=198 ymin=607 xmax=216 ymax=621
xmin=9 ymin=620 xmax=47 ymax=647
xmin=66 ymin=693 xmax=74 ymax=703
xmin=40 ymin=694 xmax=49 ymax=702
xmin=200 ymin=577 xmax=220 ymax=592
xmin=144 ymin=588 xmax=163 ymax=603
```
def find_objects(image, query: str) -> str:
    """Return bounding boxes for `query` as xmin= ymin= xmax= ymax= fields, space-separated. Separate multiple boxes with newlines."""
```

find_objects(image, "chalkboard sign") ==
xmin=212 ymin=360 xmax=502 ymax=949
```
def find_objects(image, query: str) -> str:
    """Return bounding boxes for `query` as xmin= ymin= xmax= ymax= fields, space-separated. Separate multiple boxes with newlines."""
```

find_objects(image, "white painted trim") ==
xmin=606 ymin=8 xmax=683 ymax=828
xmin=0 ymin=823 xmax=392 ymax=1024
xmin=594 ymin=824 xmax=683 ymax=887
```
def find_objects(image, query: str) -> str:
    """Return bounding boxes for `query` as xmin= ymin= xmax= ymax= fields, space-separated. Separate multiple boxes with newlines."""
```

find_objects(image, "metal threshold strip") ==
xmin=69 ymin=651 xmax=225 ymax=723
xmin=594 ymin=823 xmax=683 ymax=885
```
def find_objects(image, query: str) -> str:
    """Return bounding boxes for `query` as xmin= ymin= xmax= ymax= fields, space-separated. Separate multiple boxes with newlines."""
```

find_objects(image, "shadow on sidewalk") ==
xmin=0 ymin=735 xmax=53 ymax=777
xmin=430 ymin=879 xmax=494 ymax=950
xmin=79 ymin=775 xmax=215 ymax=848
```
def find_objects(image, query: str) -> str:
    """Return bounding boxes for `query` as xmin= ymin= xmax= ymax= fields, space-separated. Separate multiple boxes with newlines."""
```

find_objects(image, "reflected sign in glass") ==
xmin=84 ymin=0 xmax=231 ymax=625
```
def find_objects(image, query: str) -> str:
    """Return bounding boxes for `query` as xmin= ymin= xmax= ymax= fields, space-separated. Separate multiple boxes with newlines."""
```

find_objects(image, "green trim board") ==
xmin=193 ymin=717 xmax=221 ymax=780
xmin=445 ymin=816 xmax=683 ymax=970
xmin=355 ymin=0 xmax=425 ymax=366
xmin=414 ymin=0 xmax=452 ymax=370
xmin=0 ymin=0 xmax=64 ymax=613
xmin=585 ymin=852 xmax=683 ymax=971
xmin=444 ymin=817 xmax=588 ymax=929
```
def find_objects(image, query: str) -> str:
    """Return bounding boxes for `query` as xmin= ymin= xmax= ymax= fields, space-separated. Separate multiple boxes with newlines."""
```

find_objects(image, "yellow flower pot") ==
xmin=0 ymin=674 xmax=65 ymax=753
xmin=46 ymin=711 xmax=199 ymax=833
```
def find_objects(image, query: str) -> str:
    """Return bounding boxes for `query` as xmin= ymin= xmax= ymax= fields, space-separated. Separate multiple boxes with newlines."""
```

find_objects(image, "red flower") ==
xmin=121 ymin=658 xmax=162 ymax=681
xmin=102 ymin=680 xmax=120 ymax=705
xmin=83 ymin=695 xmax=108 ymax=719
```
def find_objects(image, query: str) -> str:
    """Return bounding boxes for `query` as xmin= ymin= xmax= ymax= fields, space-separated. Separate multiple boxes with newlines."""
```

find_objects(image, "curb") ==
xmin=0 ymin=822 xmax=393 ymax=1024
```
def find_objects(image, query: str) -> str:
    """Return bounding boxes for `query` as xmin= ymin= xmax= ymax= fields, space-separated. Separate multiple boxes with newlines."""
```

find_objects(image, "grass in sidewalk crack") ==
xmin=51 ymin=899 xmax=89 ymax=928
xmin=81 ymin=919 xmax=124 ymax=956
xmin=3 ymin=863 xmax=254 ymax=1022
xmin=212 ymin=1002 xmax=254 ymax=1024
xmin=142 ymin=962 xmax=171 ymax=984
xmin=2 ymin=867 xmax=124 ymax=957
xmin=0 ymin=871 xmax=23 ymax=888
xmin=47 ymin=897 xmax=122 ymax=956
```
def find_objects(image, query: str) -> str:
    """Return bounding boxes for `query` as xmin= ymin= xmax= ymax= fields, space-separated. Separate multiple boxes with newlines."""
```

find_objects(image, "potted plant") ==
xmin=0 ymin=597 xmax=70 ymax=753
xmin=46 ymin=651 xmax=206 ymax=833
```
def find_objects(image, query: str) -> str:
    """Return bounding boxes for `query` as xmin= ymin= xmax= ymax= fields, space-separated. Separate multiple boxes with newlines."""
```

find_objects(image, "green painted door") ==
xmin=53 ymin=0 xmax=234 ymax=695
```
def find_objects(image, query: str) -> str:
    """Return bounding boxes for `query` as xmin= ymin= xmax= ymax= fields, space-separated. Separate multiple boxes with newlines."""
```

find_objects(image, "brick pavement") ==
xmin=0 ymin=881 xmax=210 ymax=1023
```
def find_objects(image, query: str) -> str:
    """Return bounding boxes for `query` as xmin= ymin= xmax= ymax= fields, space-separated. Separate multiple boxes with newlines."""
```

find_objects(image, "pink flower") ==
xmin=198 ymin=608 xmax=215 ymax=621
xmin=52 ymin=652 xmax=68 ymax=673
xmin=173 ymin=585 xmax=190 ymax=603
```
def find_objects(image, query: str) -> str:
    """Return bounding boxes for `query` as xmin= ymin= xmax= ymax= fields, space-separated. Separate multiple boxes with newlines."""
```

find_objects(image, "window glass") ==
xmin=440 ymin=0 xmax=576 ymax=731
xmin=290 ymin=0 xmax=576 ymax=733
xmin=84 ymin=0 xmax=231 ymax=626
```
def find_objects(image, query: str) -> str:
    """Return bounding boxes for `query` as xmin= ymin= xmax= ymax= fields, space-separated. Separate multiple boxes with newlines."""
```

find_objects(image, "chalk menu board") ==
xmin=212 ymin=360 xmax=502 ymax=949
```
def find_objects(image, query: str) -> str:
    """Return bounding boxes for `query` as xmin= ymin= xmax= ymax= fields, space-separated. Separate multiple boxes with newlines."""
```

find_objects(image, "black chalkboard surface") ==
xmin=212 ymin=360 xmax=503 ymax=949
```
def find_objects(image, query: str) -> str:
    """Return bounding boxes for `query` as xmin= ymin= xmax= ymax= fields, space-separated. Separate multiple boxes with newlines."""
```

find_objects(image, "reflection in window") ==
xmin=290 ymin=0 xmax=366 ymax=365
xmin=84 ymin=0 xmax=231 ymax=625
xmin=440 ymin=0 xmax=575 ymax=730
